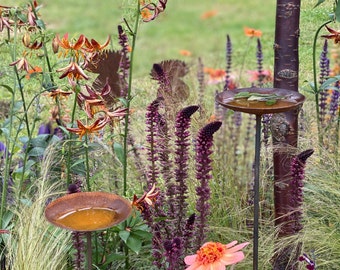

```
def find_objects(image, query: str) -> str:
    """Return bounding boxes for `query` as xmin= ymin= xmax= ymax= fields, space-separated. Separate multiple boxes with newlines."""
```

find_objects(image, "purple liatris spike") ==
xmin=117 ymin=25 xmax=130 ymax=98
xmin=197 ymin=58 xmax=205 ymax=106
xmin=256 ymin=38 xmax=264 ymax=86
xmin=194 ymin=121 xmax=222 ymax=248
xmin=145 ymin=98 xmax=162 ymax=187
xmin=319 ymin=40 xmax=330 ymax=125
xmin=172 ymin=105 xmax=199 ymax=235
xmin=223 ymin=34 xmax=233 ymax=91
xmin=290 ymin=149 xmax=314 ymax=233
xmin=163 ymin=237 xmax=183 ymax=270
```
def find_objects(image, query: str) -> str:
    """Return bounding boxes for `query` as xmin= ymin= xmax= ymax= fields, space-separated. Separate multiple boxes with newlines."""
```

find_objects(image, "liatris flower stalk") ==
xmin=163 ymin=237 xmax=182 ymax=270
xmin=223 ymin=35 xmax=233 ymax=91
xmin=328 ymin=83 xmax=339 ymax=119
xmin=118 ymin=25 xmax=130 ymax=98
xmin=256 ymin=38 xmax=264 ymax=87
xmin=145 ymin=98 xmax=162 ymax=187
xmin=172 ymin=105 xmax=199 ymax=236
xmin=194 ymin=121 xmax=222 ymax=249
xmin=319 ymin=40 xmax=330 ymax=126
xmin=290 ymin=149 xmax=314 ymax=233
xmin=197 ymin=58 xmax=205 ymax=107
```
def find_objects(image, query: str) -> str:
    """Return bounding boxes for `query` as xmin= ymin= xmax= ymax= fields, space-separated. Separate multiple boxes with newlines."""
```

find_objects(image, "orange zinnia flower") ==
xmin=200 ymin=10 xmax=218 ymax=20
xmin=67 ymin=117 xmax=108 ymax=139
xmin=244 ymin=27 xmax=262 ymax=38
xmin=184 ymin=241 xmax=249 ymax=270
xmin=204 ymin=67 xmax=226 ymax=84
xmin=25 ymin=66 xmax=42 ymax=79
xmin=179 ymin=49 xmax=192 ymax=56
xmin=247 ymin=69 xmax=273 ymax=83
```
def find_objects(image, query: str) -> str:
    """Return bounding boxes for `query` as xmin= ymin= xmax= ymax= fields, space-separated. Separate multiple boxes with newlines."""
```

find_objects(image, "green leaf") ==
xmin=101 ymin=253 xmax=126 ymax=266
xmin=314 ymin=0 xmax=326 ymax=8
xmin=28 ymin=146 xmax=45 ymax=157
xmin=119 ymin=230 xmax=130 ymax=243
xmin=126 ymin=233 xmax=143 ymax=254
xmin=336 ymin=2 xmax=340 ymax=22
xmin=114 ymin=142 xmax=125 ymax=164
xmin=131 ymin=229 xmax=152 ymax=240
xmin=0 ymin=84 xmax=13 ymax=95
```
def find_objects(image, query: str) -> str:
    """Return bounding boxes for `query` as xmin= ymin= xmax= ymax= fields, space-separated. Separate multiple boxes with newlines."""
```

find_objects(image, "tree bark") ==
xmin=272 ymin=1 xmax=301 ymax=269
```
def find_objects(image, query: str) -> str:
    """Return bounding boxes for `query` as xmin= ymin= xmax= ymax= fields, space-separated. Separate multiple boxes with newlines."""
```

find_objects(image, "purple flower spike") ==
xmin=171 ymin=105 xmax=199 ymax=235
xmin=194 ymin=121 xmax=222 ymax=248
xmin=290 ymin=149 xmax=314 ymax=233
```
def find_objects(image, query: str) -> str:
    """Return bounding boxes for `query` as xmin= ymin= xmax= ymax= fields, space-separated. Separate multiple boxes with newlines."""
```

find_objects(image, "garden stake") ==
xmin=216 ymin=87 xmax=305 ymax=270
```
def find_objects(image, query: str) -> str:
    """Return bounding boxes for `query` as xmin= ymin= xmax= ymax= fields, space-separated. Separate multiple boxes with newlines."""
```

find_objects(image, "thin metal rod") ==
xmin=253 ymin=114 xmax=261 ymax=270
xmin=86 ymin=231 xmax=93 ymax=270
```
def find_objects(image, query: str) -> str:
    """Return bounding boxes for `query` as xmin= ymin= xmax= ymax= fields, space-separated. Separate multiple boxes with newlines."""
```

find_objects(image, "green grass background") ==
xmin=4 ymin=0 xmax=332 ymax=83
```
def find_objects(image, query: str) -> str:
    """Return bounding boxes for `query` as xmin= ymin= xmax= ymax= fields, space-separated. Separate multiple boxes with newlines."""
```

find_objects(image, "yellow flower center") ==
xmin=196 ymin=242 xmax=226 ymax=265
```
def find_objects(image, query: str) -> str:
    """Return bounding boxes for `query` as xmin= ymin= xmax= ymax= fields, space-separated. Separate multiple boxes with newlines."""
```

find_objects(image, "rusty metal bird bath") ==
xmin=216 ymin=87 xmax=305 ymax=270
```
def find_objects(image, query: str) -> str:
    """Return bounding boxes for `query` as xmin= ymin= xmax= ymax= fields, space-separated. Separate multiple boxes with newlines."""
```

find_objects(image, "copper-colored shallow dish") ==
xmin=216 ymin=88 xmax=305 ymax=115
xmin=45 ymin=192 xmax=132 ymax=232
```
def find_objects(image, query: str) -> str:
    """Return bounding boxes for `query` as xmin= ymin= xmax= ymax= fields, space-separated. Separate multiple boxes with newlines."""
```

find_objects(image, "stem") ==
xmin=121 ymin=4 xmax=141 ymax=270
xmin=85 ymin=134 xmax=91 ymax=191
xmin=253 ymin=114 xmax=261 ymax=270
xmin=312 ymin=20 xmax=332 ymax=145
xmin=122 ymin=2 xmax=140 ymax=197
xmin=66 ymin=87 xmax=80 ymax=186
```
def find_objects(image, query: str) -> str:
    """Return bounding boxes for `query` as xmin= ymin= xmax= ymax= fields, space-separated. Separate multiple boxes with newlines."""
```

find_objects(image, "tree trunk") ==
xmin=272 ymin=1 xmax=301 ymax=269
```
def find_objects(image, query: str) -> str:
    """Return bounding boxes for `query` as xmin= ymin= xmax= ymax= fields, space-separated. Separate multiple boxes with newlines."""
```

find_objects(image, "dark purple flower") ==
xmin=163 ymin=237 xmax=182 ymax=270
xmin=290 ymin=149 xmax=314 ymax=233
xmin=319 ymin=40 xmax=330 ymax=125
xmin=117 ymin=25 xmax=130 ymax=98
xmin=223 ymin=34 xmax=233 ymax=91
xmin=171 ymin=106 xmax=199 ymax=236
xmin=145 ymin=98 xmax=162 ymax=187
xmin=194 ymin=121 xmax=222 ymax=249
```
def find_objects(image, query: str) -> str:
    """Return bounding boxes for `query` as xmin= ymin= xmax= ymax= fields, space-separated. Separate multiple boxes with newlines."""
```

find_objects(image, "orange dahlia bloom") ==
xmin=184 ymin=241 xmax=249 ymax=270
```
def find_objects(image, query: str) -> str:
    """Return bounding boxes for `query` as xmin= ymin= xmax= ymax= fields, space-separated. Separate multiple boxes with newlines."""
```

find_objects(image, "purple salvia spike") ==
xmin=194 ymin=121 xmax=222 ymax=249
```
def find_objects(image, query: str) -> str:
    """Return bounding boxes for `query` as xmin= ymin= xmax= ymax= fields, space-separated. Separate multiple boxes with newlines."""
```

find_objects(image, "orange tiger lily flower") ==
xmin=84 ymin=36 xmax=110 ymax=52
xmin=56 ymin=33 xmax=86 ymax=50
xmin=47 ymin=88 xmax=73 ymax=101
xmin=67 ymin=117 xmax=108 ymax=139
xmin=57 ymin=61 xmax=89 ymax=80
xmin=132 ymin=184 xmax=159 ymax=212
xmin=9 ymin=57 xmax=30 ymax=72
xmin=322 ymin=25 xmax=340 ymax=44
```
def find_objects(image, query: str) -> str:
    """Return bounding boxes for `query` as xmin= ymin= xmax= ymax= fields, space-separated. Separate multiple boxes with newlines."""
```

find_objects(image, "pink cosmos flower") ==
xmin=184 ymin=241 xmax=249 ymax=270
